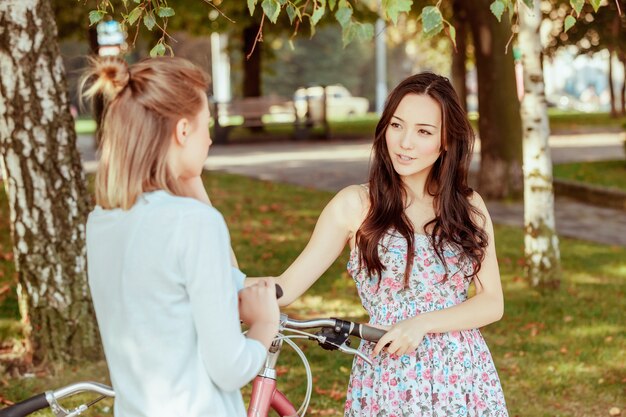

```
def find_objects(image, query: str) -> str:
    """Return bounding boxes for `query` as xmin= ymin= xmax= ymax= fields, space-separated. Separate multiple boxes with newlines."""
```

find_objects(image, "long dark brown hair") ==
xmin=355 ymin=72 xmax=488 ymax=285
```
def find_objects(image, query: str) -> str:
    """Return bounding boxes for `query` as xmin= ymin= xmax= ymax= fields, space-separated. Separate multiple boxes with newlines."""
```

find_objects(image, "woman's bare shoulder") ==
xmin=467 ymin=190 xmax=493 ymax=228
xmin=330 ymin=184 xmax=370 ymax=232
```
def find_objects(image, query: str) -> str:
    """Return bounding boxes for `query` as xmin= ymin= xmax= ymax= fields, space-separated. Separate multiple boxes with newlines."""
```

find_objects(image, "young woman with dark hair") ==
xmin=253 ymin=72 xmax=508 ymax=416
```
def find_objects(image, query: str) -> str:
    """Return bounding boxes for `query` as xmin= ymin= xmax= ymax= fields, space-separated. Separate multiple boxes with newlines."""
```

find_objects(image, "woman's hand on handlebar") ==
xmin=372 ymin=317 xmax=427 ymax=357
xmin=238 ymin=278 xmax=280 ymax=349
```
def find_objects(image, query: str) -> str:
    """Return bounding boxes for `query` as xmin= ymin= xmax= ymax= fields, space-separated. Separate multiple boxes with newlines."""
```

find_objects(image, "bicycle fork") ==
xmin=248 ymin=339 xmax=299 ymax=417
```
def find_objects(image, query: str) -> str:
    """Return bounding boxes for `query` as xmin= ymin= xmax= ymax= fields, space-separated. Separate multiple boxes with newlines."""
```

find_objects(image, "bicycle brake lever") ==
xmin=66 ymin=405 xmax=89 ymax=417
xmin=337 ymin=342 xmax=373 ymax=366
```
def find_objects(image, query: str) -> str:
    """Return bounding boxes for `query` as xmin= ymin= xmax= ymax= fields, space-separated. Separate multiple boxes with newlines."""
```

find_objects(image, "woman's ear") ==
xmin=174 ymin=118 xmax=190 ymax=146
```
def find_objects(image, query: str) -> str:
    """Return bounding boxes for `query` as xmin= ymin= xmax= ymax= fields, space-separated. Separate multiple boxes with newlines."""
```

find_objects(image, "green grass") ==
xmin=75 ymin=119 xmax=97 ymax=135
xmin=1 ymin=172 xmax=625 ymax=416
xmin=554 ymin=160 xmax=626 ymax=192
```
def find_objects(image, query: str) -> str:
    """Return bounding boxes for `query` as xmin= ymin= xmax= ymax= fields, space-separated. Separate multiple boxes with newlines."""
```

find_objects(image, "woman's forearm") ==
xmin=416 ymin=291 xmax=504 ymax=334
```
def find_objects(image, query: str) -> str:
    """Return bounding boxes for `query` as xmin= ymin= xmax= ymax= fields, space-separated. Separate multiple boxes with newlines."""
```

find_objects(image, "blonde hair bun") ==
xmin=82 ymin=56 xmax=130 ymax=101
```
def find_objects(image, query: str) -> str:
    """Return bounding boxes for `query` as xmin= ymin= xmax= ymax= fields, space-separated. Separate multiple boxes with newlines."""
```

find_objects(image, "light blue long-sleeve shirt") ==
xmin=87 ymin=190 xmax=265 ymax=417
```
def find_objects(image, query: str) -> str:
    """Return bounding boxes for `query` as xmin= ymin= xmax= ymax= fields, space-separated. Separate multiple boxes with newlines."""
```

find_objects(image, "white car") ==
xmin=294 ymin=85 xmax=369 ymax=121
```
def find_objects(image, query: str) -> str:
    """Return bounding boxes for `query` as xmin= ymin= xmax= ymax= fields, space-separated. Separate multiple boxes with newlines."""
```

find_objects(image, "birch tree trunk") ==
xmin=0 ymin=0 xmax=102 ymax=363
xmin=518 ymin=1 xmax=561 ymax=289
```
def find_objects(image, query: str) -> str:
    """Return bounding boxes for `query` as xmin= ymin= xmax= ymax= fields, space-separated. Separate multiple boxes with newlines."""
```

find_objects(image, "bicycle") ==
xmin=0 ymin=312 xmax=385 ymax=417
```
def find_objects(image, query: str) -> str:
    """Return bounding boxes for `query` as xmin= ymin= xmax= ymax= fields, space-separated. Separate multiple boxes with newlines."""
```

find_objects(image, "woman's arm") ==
xmin=373 ymin=193 xmax=504 ymax=356
xmin=184 ymin=209 xmax=276 ymax=392
xmin=246 ymin=185 xmax=368 ymax=307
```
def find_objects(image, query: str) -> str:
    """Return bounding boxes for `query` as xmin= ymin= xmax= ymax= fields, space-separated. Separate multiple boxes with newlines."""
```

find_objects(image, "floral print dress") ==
xmin=345 ymin=232 xmax=508 ymax=417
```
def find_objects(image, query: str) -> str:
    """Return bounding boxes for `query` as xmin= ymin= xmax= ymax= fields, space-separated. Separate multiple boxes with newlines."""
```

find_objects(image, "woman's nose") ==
xmin=399 ymin=132 xmax=414 ymax=149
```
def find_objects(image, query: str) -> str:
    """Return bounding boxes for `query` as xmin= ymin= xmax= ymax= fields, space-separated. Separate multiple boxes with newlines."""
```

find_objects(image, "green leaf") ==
xmin=143 ymin=12 xmax=156 ymax=30
xmin=247 ymin=0 xmax=257 ymax=16
xmin=150 ymin=42 xmax=166 ymax=57
xmin=570 ymin=0 xmax=584 ymax=15
xmin=156 ymin=6 xmax=175 ymax=17
xmin=564 ymin=15 xmax=576 ymax=32
xmin=447 ymin=23 xmax=457 ymax=49
xmin=341 ymin=21 xmax=357 ymax=47
xmin=521 ymin=0 xmax=534 ymax=9
xmin=335 ymin=4 xmax=352 ymax=28
xmin=127 ymin=6 xmax=142 ymax=25
xmin=329 ymin=0 xmax=337 ymax=10
xmin=286 ymin=4 xmax=297 ymax=24
xmin=354 ymin=22 xmax=374 ymax=41
xmin=421 ymin=6 xmax=443 ymax=36
xmin=589 ymin=0 xmax=601 ymax=11
xmin=88 ymin=10 xmax=105 ymax=26
xmin=262 ymin=0 xmax=281 ymax=23
xmin=311 ymin=5 xmax=325 ymax=26
xmin=490 ymin=0 xmax=505 ymax=22
xmin=383 ymin=0 xmax=412 ymax=25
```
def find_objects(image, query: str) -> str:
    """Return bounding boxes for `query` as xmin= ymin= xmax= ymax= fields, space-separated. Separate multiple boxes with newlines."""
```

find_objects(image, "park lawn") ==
xmin=1 ymin=172 xmax=625 ymax=417
xmin=554 ymin=159 xmax=626 ymax=192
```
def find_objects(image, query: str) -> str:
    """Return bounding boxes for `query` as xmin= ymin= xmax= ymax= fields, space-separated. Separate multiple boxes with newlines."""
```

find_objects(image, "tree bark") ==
xmin=518 ymin=1 xmax=562 ymax=289
xmin=464 ymin=0 xmax=523 ymax=199
xmin=0 ymin=0 xmax=102 ymax=363
xmin=621 ymin=53 xmax=626 ymax=116
xmin=608 ymin=48 xmax=617 ymax=118
xmin=451 ymin=0 xmax=468 ymax=112
xmin=242 ymin=23 xmax=263 ymax=130
xmin=243 ymin=23 xmax=262 ymax=98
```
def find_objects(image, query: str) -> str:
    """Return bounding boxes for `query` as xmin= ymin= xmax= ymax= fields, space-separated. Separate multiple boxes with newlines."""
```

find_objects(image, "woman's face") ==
xmin=385 ymin=93 xmax=443 ymax=181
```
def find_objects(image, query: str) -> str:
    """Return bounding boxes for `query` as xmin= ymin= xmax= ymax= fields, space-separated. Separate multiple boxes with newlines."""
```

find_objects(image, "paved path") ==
xmin=79 ymin=132 xmax=626 ymax=246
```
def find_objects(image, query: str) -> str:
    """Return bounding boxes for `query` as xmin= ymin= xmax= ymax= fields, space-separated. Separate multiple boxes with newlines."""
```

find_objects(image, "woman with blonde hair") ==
xmin=83 ymin=56 xmax=278 ymax=417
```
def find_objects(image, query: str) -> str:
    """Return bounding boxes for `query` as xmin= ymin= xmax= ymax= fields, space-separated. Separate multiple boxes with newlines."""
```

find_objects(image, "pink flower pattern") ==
xmin=345 ymin=233 xmax=508 ymax=417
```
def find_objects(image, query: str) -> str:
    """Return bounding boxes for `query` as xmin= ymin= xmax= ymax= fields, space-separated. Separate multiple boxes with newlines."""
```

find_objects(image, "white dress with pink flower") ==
xmin=345 ymin=232 xmax=508 ymax=417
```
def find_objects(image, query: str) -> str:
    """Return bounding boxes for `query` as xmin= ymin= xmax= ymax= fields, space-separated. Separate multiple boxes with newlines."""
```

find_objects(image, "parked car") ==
xmin=294 ymin=85 xmax=369 ymax=121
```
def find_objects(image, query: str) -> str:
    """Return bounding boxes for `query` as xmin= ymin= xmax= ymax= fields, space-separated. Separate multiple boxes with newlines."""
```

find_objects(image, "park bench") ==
xmin=211 ymin=93 xmax=330 ymax=143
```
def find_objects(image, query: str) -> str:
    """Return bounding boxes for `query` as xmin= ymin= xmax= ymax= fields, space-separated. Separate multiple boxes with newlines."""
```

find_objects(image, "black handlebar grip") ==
xmin=275 ymin=284 xmax=283 ymax=299
xmin=0 ymin=393 xmax=49 ymax=417
xmin=355 ymin=324 xmax=387 ymax=343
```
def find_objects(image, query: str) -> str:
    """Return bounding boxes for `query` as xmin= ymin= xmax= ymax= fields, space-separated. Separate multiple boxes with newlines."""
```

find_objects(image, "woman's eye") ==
xmin=418 ymin=129 xmax=432 ymax=135
xmin=390 ymin=122 xmax=401 ymax=129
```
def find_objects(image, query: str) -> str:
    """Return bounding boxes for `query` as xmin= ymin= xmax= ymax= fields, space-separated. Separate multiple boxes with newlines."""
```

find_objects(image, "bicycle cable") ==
xmin=282 ymin=335 xmax=313 ymax=417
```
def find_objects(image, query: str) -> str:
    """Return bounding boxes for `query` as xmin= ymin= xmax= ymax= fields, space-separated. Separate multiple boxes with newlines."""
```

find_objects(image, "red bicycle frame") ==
xmin=247 ymin=338 xmax=299 ymax=417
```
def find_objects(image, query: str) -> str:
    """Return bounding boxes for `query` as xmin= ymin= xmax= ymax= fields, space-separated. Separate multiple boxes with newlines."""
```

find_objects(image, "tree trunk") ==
xmin=608 ymin=48 xmax=617 ymax=118
xmin=451 ymin=0 xmax=468 ymax=112
xmin=617 ymin=51 xmax=626 ymax=117
xmin=0 ymin=0 xmax=102 ymax=364
xmin=243 ymin=23 xmax=262 ymax=98
xmin=464 ymin=1 xmax=523 ymax=199
xmin=242 ymin=23 xmax=263 ymax=131
xmin=518 ymin=1 xmax=562 ymax=289
xmin=621 ymin=53 xmax=626 ymax=116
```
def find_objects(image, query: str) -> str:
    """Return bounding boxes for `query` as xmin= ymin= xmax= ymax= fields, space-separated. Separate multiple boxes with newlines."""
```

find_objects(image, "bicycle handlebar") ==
xmin=0 ymin=394 xmax=48 ymax=417
xmin=51 ymin=381 xmax=115 ymax=400
xmin=0 ymin=382 xmax=114 ymax=417
xmin=281 ymin=315 xmax=387 ymax=343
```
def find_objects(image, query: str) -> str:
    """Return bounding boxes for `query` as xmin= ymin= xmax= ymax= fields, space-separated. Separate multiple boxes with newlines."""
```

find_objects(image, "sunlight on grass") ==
xmin=74 ymin=119 xmax=96 ymax=135
xmin=287 ymin=294 xmax=366 ymax=319
xmin=554 ymin=160 xmax=626 ymax=191
xmin=1 ymin=172 xmax=625 ymax=417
